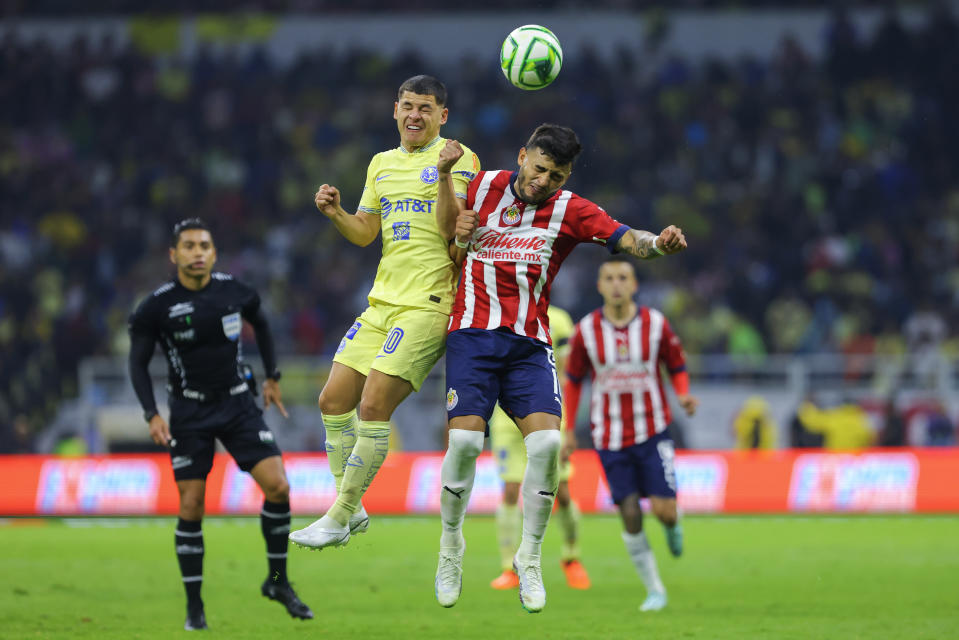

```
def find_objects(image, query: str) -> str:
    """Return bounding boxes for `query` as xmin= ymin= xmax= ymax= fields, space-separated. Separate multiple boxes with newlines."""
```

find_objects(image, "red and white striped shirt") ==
xmin=449 ymin=170 xmax=628 ymax=344
xmin=565 ymin=307 xmax=687 ymax=450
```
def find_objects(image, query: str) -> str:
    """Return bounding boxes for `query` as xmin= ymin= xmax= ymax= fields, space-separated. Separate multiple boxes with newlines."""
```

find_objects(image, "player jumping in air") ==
xmin=434 ymin=123 xmax=686 ymax=613
xmin=488 ymin=305 xmax=590 ymax=591
xmin=565 ymin=258 xmax=699 ymax=612
xmin=289 ymin=75 xmax=480 ymax=549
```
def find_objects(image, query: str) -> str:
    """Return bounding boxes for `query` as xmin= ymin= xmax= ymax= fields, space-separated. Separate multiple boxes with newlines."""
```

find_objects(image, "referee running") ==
xmin=128 ymin=218 xmax=312 ymax=631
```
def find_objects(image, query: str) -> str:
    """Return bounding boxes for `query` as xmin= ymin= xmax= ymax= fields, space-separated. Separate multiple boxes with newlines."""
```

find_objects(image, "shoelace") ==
xmin=520 ymin=563 xmax=544 ymax=591
xmin=437 ymin=554 xmax=461 ymax=585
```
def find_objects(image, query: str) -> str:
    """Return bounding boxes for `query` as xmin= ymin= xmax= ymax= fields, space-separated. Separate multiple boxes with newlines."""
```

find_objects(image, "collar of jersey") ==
xmin=508 ymin=170 xmax=561 ymax=206
xmin=399 ymin=136 xmax=441 ymax=154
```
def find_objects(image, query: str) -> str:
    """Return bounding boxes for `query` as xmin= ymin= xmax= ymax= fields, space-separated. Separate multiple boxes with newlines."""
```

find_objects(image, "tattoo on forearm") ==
xmin=618 ymin=229 xmax=661 ymax=260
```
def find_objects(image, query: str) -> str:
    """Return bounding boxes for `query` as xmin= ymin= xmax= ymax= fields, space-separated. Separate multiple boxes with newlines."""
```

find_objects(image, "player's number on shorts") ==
xmin=383 ymin=327 xmax=404 ymax=354
xmin=657 ymin=440 xmax=677 ymax=493
xmin=546 ymin=347 xmax=560 ymax=396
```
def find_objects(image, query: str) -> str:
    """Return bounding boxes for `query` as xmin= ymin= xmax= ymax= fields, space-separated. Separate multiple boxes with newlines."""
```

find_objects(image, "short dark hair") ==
xmin=171 ymin=218 xmax=211 ymax=247
xmin=526 ymin=124 xmax=583 ymax=167
xmin=603 ymin=255 xmax=635 ymax=270
xmin=397 ymin=75 xmax=447 ymax=106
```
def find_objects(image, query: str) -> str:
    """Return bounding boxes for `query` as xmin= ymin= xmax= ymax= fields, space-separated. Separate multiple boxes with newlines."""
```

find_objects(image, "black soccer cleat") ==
xmin=261 ymin=580 xmax=314 ymax=620
xmin=184 ymin=604 xmax=208 ymax=631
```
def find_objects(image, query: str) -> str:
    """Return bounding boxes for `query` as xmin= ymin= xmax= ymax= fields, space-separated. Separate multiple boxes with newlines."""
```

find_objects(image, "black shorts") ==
xmin=168 ymin=392 xmax=281 ymax=481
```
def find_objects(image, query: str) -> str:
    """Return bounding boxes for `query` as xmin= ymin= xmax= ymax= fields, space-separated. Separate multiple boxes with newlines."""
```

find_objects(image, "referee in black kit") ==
xmin=128 ymin=218 xmax=312 ymax=630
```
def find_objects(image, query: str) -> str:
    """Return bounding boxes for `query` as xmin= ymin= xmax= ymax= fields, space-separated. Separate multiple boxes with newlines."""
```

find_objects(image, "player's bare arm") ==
xmin=314 ymin=184 xmax=380 ymax=247
xmin=616 ymin=225 xmax=687 ymax=259
xmin=436 ymin=139 xmax=467 ymax=241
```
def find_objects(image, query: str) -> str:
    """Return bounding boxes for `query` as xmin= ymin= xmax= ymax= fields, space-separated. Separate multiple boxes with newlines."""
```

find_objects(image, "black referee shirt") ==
xmin=128 ymin=272 xmax=278 ymax=414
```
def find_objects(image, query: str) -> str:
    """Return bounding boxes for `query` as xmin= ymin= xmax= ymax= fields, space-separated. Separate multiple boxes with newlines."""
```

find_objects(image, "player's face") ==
xmin=514 ymin=146 xmax=571 ymax=204
xmin=170 ymin=229 xmax=217 ymax=279
xmin=597 ymin=262 xmax=638 ymax=305
xmin=394 ymin=92 xmax=448 ymax=150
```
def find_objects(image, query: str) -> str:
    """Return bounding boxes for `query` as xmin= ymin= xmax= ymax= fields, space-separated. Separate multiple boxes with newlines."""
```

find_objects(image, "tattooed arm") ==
xmin=615 ymin=225 xmax=687 ymax=259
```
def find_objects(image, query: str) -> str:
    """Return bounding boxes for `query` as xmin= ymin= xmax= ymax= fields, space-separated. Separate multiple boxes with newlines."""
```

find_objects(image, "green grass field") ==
xmin=2 ymin=515 xmax=958 ymax=639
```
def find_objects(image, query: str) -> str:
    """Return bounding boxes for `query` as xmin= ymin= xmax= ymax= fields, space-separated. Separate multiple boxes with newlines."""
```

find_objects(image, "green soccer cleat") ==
xmin=664 ymin=523 xmax=683 ymax=557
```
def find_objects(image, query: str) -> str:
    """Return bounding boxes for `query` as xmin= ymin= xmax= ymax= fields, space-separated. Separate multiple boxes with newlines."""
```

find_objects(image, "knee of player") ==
xmin=448 ymin=428 xmax=484 ymax=458
xmin=263 ymin=476 xmax=291 ymax=502
xmin=653 ymin=501 xmax=677 ymax=526
xmin=318 ymin=389 xmax=350 ymax=415
xmin=357 ymin=396 xmax=394 ymax=422
xmin=179 ymin=494 xmax=205 ymax=518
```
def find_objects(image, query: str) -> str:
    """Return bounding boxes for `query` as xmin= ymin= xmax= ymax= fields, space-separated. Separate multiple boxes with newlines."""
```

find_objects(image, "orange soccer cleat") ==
xmin=490 ymin=569 xmax=520 ymax=590
xmin=561 ymin=559 xmax=591 ymax=590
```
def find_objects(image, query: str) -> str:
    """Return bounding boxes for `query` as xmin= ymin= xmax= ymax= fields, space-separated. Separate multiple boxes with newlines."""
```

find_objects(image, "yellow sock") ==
xmin=322 ymin=411 xmax=357 ymax=494
xmin=556 ymin=502 xmax=581 ymax=561
xmin=327 ymin=419 xmax=390 ymax=525
xmin=495 ymin=502 xmax=521 ymax=571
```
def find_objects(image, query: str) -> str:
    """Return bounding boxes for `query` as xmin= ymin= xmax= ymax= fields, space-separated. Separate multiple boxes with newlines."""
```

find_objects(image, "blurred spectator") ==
xmin=877 ymin=398 xmax=906 ymax=447
xmin=796 ymin=396 xmax=875 ymax=450
xmin=733 ymin=396 xmax=776 ymax=449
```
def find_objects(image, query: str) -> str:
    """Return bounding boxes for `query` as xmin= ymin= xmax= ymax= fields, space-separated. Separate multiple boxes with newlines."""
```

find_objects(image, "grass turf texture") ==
xmin=2 ymin=515 xmax=957 ymax=639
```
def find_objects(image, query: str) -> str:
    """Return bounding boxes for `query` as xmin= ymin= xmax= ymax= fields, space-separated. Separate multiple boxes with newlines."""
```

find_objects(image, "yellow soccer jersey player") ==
xmin=290 ymin=75 xmax=480 ymax=553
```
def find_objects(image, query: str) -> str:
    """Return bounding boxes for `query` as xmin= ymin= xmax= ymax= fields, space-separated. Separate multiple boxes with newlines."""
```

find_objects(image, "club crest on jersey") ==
xmin=221 ymin=312 xmax=241 ymax=341
xmin=500 ymin=205 xmax=522 ymax=226
xmin=420 ymin=166 xmax=439 ymax=184
xmin=446 ymin=388 xmax=458 ymax=411
xmin=392 ymin=221 xmax=411 ymax=241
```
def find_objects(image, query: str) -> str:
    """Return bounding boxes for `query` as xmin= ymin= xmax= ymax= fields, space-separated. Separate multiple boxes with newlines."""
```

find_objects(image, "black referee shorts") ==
xmin=168 ymin=392 xmax=282 ymax=481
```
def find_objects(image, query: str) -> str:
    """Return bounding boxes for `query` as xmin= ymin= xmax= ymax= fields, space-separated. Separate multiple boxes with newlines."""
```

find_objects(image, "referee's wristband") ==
xmin=650 ymin=235 xmax=665 ymax=256
xmin=454 ymin=237 xmax=469 ymax=249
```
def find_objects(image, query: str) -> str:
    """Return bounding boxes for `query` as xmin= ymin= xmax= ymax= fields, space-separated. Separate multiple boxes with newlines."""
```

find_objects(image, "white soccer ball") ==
xmin=500 ymin=25 xmax=563 ymax=90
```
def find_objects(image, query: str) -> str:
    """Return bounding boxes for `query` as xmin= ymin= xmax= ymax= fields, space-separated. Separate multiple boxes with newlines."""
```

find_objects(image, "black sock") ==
xmin=261 ymin=500 xmax=290 ymax=585
xmin=175 ymin=518 xmax=204 ymax=609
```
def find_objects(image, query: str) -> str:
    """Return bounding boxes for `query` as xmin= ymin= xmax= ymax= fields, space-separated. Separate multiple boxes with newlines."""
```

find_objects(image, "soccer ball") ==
xmin=500 ymin=25 xmax=563 ymax=90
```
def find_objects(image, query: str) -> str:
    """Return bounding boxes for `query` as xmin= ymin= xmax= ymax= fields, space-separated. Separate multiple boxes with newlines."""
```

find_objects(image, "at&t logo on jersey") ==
xmin=420 ymin=166 xmax=439 ymax=184
xmin=500 ymin=205 xmax=521 ymax=226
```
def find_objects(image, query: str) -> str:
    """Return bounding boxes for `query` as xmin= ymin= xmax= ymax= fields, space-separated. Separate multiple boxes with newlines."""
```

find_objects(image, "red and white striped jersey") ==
xmin=448 ymin=170 xmax=628 ymax=344
xmin=566 ymin=307 xmax=687 ymax=450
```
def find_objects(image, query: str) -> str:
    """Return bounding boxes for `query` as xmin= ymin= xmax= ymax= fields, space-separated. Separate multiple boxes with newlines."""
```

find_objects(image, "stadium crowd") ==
xmin=2 ymin=7 xmax=958 ymax=447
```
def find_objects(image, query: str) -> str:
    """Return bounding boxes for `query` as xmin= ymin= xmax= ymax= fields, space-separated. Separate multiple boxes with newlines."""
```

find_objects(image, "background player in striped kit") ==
xmin=564 ymin=257 xmax=699 ymax=612
xmin=434 ymin=124 xmax=687 ymax=613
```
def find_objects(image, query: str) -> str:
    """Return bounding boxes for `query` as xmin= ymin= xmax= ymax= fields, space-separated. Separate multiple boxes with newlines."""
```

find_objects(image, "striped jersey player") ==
xmin=564 ymin=257 xmax=699 ymax=612
xmin=433 ymin=123 xmax=688 ymax=614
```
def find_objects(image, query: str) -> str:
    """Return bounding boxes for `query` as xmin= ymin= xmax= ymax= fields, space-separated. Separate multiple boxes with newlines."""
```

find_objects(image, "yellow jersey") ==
xmin=358 ymin=136 xmax=480 ymax=312
xmin=548 ymin=305 xmax=575 ymax=365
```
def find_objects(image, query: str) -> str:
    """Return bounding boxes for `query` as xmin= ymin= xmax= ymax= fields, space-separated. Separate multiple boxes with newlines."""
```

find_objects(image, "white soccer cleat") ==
xmin=639 ymin=591 xmax=668 ymax=612
xmin=288 ymin=515 xmax=350 ymax=550
xmin=435 ymin=546 xmax=465 ymax=608
xmin=513 ymin=555 xmax=546 ymax=613
xmin=349 ymin=505 xmax=370 ymax=535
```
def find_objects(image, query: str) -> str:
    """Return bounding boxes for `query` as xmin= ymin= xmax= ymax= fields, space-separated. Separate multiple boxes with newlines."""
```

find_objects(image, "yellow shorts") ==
xmin=489 ymin=404 xmax=572 ymax=483
xmin=332 ymin=302 xmax=448 ymax=392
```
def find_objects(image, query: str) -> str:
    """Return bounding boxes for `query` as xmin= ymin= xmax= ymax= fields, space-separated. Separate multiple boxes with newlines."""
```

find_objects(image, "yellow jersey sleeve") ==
xmin=357 ymin=153 xmax=383 ymax=215
xmin=450 ymin=150 xmax=481 ymax=201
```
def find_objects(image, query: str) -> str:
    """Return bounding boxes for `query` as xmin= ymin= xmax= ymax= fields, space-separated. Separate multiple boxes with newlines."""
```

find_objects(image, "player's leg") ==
xmin=318 ymin=362 xmax=369 ymax=534
xmin=249 ymin=455 xmax=313 ymax=620
xmin=555 ymin=479 xmax=590 ymax=589
xmin=168 ymin=399 xmax=214 ymax=631
xmin=436 ymin=329 xmax=502 ymax=607
xmin=600 ymin=447 xmax=667 ymax=612
xmin=176 ymin=479 xmax=208 ymax=630
xmin=489 ymin=405 xmax=524 ymax=589
xmin=644 ymin=434 xmax=682 ymax=557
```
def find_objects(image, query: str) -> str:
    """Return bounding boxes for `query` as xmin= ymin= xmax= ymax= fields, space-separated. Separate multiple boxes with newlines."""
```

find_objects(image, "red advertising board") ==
xmin=1 ymin=448 xmax=956 ymax=516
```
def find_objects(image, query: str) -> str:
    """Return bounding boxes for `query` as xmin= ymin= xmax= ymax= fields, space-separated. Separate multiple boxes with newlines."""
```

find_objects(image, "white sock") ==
xmin=439 ymin=429 xmax=484 ymax=551
xmin=622 ymin=530 xmax=666 ymax=595
xmin=517 ymin=429 xmax=561 ymax=562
